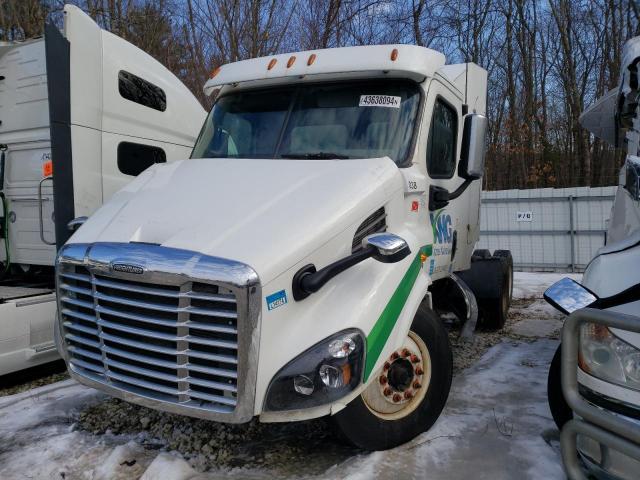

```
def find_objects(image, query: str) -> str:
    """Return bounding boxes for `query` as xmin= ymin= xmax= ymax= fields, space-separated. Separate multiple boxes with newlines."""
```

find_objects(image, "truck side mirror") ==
xmin=458 ymin=114 xmax=488 ymax=180
xmin=364 ymin=233 xmax=411 ymax=263
xmin=543 ymin=277 xmax=598 ymax=315
xmin=293 ymin=233 xmax=411 ymax=300
xmin=625 ymin=156 xmax=640 ymax=201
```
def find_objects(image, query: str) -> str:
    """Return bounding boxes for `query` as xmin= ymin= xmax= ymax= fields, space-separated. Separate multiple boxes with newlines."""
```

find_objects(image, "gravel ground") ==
xmin=0 ymin=361 xmax=69 ymax=397
xmin=77 ymin=399 xmax=356 ymax=474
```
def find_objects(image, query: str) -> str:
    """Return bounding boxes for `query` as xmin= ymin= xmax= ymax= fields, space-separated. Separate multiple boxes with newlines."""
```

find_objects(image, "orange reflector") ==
xmin=420 ymin=253 xmax=428 ymax=263
xmin=391 ymin=48 xmax=398 ymax=61
xmin=307 ymin=54 xmax=316 ymax=66
xmin=42 ymin=160 xmax=53 ymax=177
xmin=268 ymin=58 xmax=277 ymax=70
xmin=341 ymin=363 xmax=352 ymax=385
xmin=209 ymin=66 xmax=221 ymax=78
xmin=287 ymin=56 xmax=296 ymax=68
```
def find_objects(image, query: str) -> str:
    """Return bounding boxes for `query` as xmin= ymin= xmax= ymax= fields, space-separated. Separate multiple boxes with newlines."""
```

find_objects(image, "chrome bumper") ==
xmin=55 ymin=242 xmax=261 ymax=423
xmin=560 ymin=309 xmax=640 ymax=480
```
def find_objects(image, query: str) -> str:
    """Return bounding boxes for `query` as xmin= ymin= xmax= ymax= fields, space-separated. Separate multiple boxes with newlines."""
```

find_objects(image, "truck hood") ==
xmin=70 ymin=157 xmax=403 ymax=284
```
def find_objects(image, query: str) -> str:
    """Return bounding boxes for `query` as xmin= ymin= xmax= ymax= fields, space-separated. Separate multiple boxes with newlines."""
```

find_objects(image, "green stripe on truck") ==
xmin=364 ymin=244 xmax=432 ymax=380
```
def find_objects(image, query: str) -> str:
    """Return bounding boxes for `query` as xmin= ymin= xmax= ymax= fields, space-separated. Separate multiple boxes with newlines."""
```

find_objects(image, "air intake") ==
xmin=352 ymin=207 xmax=386 ymax=253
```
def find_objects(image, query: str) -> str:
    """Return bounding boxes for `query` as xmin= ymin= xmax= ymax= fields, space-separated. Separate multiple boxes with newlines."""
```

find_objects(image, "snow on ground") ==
xmin=0 ymin=272 xmax=571 ymax=479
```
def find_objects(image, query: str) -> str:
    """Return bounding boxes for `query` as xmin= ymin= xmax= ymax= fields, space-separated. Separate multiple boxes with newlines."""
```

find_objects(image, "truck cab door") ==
xmin=423 ymin=80 xmax=465 ymax=279
xmin=46 ymin=5 xmax=206 ymax=249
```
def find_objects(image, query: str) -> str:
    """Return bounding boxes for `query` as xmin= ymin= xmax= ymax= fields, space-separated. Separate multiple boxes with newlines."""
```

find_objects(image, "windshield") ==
xmin=191 ymin=80 xmax=421 ymax=164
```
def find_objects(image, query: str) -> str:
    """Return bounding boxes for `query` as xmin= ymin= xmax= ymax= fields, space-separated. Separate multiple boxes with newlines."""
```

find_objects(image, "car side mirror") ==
xmin=364 ymin=233 xmax=411 ymax=263
xmin=459 ymin=114 xmax=488 ymax=180
xmin=543 ymin=277 xmax=599 ymax=315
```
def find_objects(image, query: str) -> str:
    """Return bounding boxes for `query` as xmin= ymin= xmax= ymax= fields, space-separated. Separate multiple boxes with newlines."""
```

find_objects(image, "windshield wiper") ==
xmin=280 ymin=152 xmax=350 ymax=159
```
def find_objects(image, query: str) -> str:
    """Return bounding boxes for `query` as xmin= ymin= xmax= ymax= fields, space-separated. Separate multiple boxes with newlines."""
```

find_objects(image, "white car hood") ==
xmin=70 ymin=157 xmax=403 ymax=284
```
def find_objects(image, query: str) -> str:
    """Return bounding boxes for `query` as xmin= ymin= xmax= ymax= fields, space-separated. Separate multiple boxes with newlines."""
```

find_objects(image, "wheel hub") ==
xmin=362 ymin=331 xmax=432 ymax=419
xmin=377 ymin=346 xmax=425 ymax=405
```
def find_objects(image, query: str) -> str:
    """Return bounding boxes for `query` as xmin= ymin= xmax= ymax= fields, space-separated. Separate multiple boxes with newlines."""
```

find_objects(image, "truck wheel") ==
xmin=547 ymin=344 xmax=573 ymax=429
xmin=333 ymin=304 xmax=452 ymax=451
xmin=479 ymin=261 xmax=511 ymax=330
xmin=493 ymin=250 xmax=513 ymax=304
xmin=472 ymin=249 xmax=492 ymax=259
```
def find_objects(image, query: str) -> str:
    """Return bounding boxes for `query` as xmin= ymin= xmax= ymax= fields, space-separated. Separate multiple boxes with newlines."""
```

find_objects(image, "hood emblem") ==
xmin=112 ymin=263 xmax=144 ymax=275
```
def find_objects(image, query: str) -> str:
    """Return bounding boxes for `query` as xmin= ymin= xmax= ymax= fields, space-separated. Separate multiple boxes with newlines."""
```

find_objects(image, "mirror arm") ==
xmin=592 ymin=282 xmax=640 ymax=309
xmin=429 ymin=178 xmax=473 ymax=211
xmin=448 ymin=178 xmax=473 ymax=201
xmin=293 ymin=246 xmax=376 ymax=301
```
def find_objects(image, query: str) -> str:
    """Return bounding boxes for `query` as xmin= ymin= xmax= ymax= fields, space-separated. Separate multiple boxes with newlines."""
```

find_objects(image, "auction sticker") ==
xmin=266 ymin=290 xmax=288 ymax=311
xmin=359 ymin=95 xmax=401 ymax=108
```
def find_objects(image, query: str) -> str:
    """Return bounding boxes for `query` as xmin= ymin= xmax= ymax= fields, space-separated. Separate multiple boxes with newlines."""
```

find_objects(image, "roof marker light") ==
xmin=209 ymin=66 xmax=221 ymax=78
xmin=307 ymin=54 xmax=316 ymax=66
xmin=268 ymin=58 xmax=277 ymax=70
xmin=391 ymin=48 xmax=398 ymax=61
xmin=287 ymin=56 xmax=296 ymax=68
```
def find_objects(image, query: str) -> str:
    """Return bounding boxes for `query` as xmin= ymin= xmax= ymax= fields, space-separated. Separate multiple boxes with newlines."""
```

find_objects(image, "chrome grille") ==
xmin=352 ymin=207 xmax=387 ymax=253
xmin=56 ymin=243 xmax=260 ymax=422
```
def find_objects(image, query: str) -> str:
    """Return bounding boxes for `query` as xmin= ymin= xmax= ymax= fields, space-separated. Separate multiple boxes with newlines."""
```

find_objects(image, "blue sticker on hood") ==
xmin=266 ymin=290 xmax=288 ymax=311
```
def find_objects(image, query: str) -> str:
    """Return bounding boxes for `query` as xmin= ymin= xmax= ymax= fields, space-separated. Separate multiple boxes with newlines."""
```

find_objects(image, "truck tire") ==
xmin=472 ymin=249 xmax=492 ymax=259
xmin=478 ymin=261 xmax=510 ymax=330
xmin=492 ymin=250 xmax=513 ymax=304
xmin=457 ymin=252 xmax=512 ymax=330
xmin=333 ymin=304 xmax=452 ymax=450
xmin=547 ymin=344 xmax=573 ymax=429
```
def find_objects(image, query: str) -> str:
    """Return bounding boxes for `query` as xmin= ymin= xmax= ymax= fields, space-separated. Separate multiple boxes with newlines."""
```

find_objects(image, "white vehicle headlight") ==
xmin=580 ymin=323 xmax=640 ymax=391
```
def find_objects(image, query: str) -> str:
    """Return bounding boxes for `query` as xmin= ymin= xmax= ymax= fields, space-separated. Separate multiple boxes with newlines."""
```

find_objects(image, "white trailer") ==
xmin=50 ymin=5 xmax=513 ymax=450
xmin=0 ymin=6 xmax=205 ymax=375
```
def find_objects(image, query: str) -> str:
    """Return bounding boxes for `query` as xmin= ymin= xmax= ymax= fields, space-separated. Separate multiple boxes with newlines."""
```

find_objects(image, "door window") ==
xmin=117 ymin=142 xmax=166 ymax=176
xmin=426 ymin=98 xmax=458 ymax=178
xmin=118 ymin=70 xmax=167 ymax=112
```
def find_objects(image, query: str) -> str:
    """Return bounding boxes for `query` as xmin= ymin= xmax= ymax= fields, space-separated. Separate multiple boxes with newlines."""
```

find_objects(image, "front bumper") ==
xmin=560 ymin=309 xmax=640 ymax=480
xmin=574 ymin=410 xmax=640 ymax=480
xmin=55 ymin=242 xmax=261 ymax=423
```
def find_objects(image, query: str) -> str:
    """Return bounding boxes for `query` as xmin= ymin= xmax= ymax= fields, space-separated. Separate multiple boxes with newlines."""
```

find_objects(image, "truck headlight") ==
xmin=580 ymin=323 xmax=640 ymax=391
xmin=264 ymin=329 xmax=365 ymax=412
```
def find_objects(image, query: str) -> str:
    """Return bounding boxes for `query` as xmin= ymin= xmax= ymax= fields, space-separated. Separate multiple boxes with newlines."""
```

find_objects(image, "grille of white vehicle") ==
xmin=352 ymin=207 xmax=387 ymax=253
xmin=58 ymin=264 xmax=241 ymax=413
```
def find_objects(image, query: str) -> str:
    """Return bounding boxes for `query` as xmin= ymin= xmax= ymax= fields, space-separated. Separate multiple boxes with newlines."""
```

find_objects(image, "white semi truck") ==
xmin=545 ymin=36 xmax=640 ymax=479
xmin=3 ymin=5 xmax=514 ymax=450
xmin=0 ymin=6 xmax=205 ymax=375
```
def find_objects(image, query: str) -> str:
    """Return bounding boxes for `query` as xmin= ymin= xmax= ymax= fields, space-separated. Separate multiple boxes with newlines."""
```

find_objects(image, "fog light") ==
xmin=293 ymin=375 xmax=314 ymax=395
xmin=319 ymin=364 xmax=344 ymax=388
xmin=328 ymin=336 xmax=356 ymax=358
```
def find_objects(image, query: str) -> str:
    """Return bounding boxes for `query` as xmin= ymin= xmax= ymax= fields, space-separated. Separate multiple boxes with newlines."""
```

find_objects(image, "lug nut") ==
xmin=410 ymin=354 xmax=420 ymax=363
xmin=391 ymin=352 xmax=399 ymax=360
xmin=392 ymin=393 xmax=402 ymax=402
xmin=379 ymin=375 xmax=388 ymax=385
xmin=413 ymin=381 xmax=422 ymax=389
xmin=383 ymin=362 xmax=391 ymax=371
xmin=404 ymin=390 xmax=413 ymax=399
xmin=402 ymin=349 xmax=411 ymax=357
xmin=383 ymin=387 xmax=393 ymax=396
xmin=415 ymin=366 xmax=424 ymax=375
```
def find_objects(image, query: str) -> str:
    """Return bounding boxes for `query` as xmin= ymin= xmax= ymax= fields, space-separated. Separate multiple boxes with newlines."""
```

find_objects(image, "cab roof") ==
xmin=203 ymin=44 xmax=446 ymax=95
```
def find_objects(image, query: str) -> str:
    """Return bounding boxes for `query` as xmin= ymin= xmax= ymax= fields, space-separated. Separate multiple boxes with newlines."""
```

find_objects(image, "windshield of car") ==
xmin=191 ymin=80 xmax=421 ymax=164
